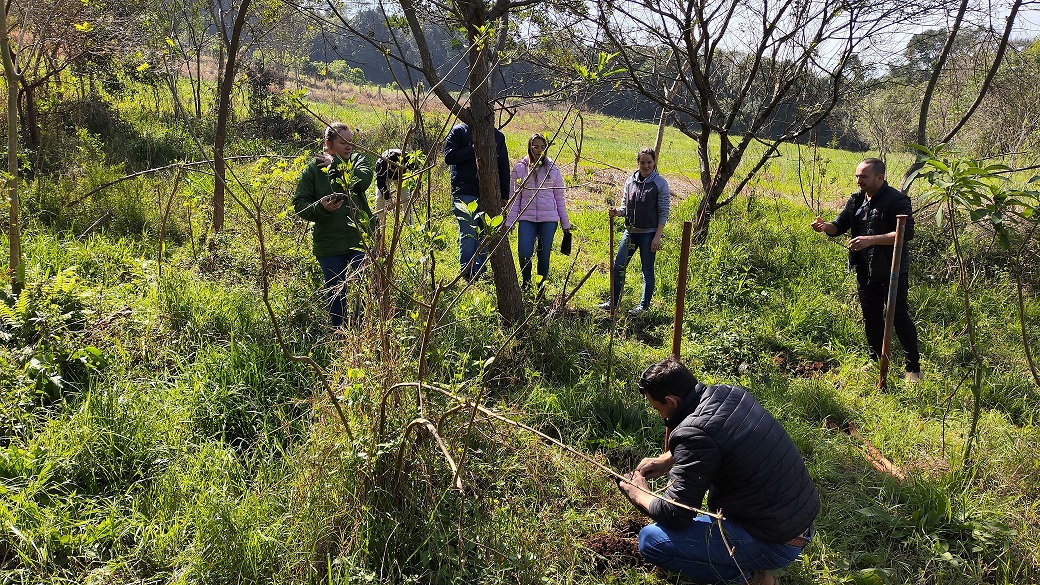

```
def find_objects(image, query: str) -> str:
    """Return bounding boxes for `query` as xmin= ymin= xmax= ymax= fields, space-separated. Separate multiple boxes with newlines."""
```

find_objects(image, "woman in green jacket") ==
xmin=293 ymin=122 xmax=374 ymax=327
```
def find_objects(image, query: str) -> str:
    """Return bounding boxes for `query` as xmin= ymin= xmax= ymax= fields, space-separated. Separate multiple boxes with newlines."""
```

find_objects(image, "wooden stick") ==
xmin=665 ymin=221 xmax=693 ymax=452
xmin=608 ymin=212 xmax=616 ymax=318
xmin=672 ymin=221 xmax=693 ymax=357
xmin=824 ymin=420 xmax=905 ymax=482
xmin=606 ymin=213 xmax=617 ymax=390
xmin=878 ymin=214 xmax=908 ymax=390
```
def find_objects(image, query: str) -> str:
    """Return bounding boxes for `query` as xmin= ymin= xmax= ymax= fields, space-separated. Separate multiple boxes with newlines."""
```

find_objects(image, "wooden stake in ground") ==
xmin=878 ymin=214 xmax=908 ymax=390
xmin=665 ymin=221 xmax=693 ymax=451
xmin=672 ymin=221 xmax=693 ymax=357
xmin=606 ymin=212 xmax=617 ymax=390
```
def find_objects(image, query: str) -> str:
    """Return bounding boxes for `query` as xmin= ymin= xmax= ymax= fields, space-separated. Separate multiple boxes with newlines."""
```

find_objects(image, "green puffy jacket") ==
xmin=293 ymin=152 xmax=374 ymax=257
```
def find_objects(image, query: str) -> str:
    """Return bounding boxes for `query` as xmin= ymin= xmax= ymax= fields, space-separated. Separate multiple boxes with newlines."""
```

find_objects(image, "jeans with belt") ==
xmin=638 ymin=515 xmax=811 ymax=583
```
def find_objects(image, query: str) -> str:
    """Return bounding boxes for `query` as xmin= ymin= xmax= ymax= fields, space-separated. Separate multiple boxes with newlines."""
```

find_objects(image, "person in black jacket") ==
xmin=620 ymin=357 xmax=819 ymax=585
xmin=811 ymin=158 xmax=922 ymax=382
xmin=443 ymin=122 xmax=510 ymax=281
xmin=374 ymin=148 xmax=420 ymax=228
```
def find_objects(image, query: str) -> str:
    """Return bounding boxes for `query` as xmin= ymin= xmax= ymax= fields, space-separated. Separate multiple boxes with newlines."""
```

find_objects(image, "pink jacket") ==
xmin=506 ymin=157 xmax=571 ymax=229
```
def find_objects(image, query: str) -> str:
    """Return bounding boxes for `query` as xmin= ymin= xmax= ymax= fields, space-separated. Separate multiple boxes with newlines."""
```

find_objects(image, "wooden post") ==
xmin=665 ymin=221 xmax=693 ymax=452
xmin=605 ymin=212 xmax=617 ymax=391
xmin=672 ymin=221 xmax=693 ymax=357
xmin=878 ymin=214 xmax=908 ymax=390
xmin=608 ymin=213 xmax=616 ymax=318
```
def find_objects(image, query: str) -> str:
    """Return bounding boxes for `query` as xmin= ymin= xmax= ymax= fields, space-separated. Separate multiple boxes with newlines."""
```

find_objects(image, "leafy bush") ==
xmin=0 ymin=271 xmax=108 ymax=441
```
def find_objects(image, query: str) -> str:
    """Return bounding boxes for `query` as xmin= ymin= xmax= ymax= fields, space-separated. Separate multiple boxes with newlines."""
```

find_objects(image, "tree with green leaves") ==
xmin=913 ymin=144 xmax=1040 ymax=464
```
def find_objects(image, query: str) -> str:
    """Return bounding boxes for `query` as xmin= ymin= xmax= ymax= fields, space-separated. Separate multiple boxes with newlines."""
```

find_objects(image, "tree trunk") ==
xmin=18 ymin=84 xmax=41 ymax=150
xmin=2 ymin=0 xmax=23 ymax=293
xmin=691 ymin=186 xmax=721 ymax=245
xmin=212 ymin=0 xmax=252 ymax=238
xmin=691 ymin=133 xmax=738 ymax=244
xmin=463 ymin=5 xmax=522 ymax=325
xmin=654 ymin=107 xmax=668 ymax=162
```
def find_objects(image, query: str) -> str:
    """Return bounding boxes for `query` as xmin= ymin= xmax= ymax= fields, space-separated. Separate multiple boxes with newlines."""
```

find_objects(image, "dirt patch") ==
xmin=583 ymin=519 xmax=652 ymax=573
xmin=773 ymin=352 xmax=830 ymax=378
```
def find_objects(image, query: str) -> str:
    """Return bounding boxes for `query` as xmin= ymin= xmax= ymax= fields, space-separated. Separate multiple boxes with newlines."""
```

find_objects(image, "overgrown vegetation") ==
xmin=3 ymin=58 xmax=1040 ymax=585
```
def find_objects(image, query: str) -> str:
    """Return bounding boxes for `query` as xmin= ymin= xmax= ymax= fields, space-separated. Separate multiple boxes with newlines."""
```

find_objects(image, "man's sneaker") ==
xmin=905 ymin=370 xmax=922 ymax=383
xmin=627 ymin=305 xmax=648 ymax=317
xmin=598 ymin=301 xmax=613 ymax=311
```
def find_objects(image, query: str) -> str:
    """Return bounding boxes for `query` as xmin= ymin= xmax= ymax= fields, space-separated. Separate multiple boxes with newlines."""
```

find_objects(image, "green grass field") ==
xmin=1 ymin=79 xmax=1039 ymax=585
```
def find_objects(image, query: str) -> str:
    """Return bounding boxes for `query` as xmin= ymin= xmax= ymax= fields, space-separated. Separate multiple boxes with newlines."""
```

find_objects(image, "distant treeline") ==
xmin=307 ymin=8 xmax=866 ymax=150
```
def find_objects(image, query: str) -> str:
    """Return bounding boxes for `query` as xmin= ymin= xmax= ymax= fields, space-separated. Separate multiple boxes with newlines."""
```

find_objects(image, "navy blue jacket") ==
xmin=649 ymin=383 xmax=820 ymax=544
xmin=443 ymin=123 xmax=510 ymax=202
xmin=830 ymin=182 xmax=914 ymax=284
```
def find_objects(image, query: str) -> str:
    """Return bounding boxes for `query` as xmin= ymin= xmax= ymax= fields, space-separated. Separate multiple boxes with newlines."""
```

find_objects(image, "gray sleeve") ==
xmin=656 ymin=176 xmax=671 ymax=225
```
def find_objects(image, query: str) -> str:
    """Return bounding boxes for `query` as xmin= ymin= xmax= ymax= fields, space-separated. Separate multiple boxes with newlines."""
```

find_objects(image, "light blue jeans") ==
xmin=639 ymin=516 xmax=809 ymax=583
xmin=611 ymin=230 xmax=656 ymax=309
xmin=516 ymin=220 xmax=558 ymax=285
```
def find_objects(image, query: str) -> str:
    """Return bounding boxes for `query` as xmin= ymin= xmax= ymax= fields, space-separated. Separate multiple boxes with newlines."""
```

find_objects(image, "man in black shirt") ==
xmin=811 ymin=158 xmax=922 ymax=381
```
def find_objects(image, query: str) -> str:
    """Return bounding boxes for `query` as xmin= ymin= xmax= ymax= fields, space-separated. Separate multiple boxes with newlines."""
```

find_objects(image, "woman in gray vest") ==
xmin=600 ymin=147 xmax=670 ymax=316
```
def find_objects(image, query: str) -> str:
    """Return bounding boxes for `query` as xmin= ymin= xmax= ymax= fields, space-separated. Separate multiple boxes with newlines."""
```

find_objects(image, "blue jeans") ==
xmin=453 ymin=194 xmax=486 ymax=278
xmin=316 ymin=251 xmax=366 ymax=327
xmin=516 ymin=220 xmax=558 ymax=285
xmin=611 ymin=230 xmax=656 ymax=309
xmin=639 ymin=516 xmax=808 ymax=583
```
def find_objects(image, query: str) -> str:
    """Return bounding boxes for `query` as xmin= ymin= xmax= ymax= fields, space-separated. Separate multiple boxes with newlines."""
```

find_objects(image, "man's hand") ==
xmin=848 ymin=235 xmax=873 ymax=252
xmin=618 ymin=471 xmax=655 ymax=513
xmin=321 ymin=195 xmax=344 ymax=212
xmin=651 ymin=233 xmax=663 ymax=252
xmin=619 ymin=471 xmax=649 ymax=500
xmin=810 ymin=216 xmax=835 ymax=235
xmin=635 ymin=451 xmax=673 ymax=479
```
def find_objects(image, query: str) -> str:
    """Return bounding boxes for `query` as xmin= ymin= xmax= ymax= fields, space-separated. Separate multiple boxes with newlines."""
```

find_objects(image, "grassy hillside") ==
xmin=2 ymin=82 xmax=1039 ymax=585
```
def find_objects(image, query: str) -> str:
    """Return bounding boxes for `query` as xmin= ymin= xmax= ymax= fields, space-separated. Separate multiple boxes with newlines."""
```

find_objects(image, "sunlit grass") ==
xmin=2 ymin=74 xmax=1039 ymax=585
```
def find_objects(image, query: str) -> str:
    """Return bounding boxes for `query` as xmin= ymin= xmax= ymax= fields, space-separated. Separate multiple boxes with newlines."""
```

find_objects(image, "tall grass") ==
xmin=3 ymin=78 xmax=1040 ymax=585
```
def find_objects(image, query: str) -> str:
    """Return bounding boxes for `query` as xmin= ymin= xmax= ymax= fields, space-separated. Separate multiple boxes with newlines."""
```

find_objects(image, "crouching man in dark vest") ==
xmin=619 ymin=357 xmax=820 ymax=585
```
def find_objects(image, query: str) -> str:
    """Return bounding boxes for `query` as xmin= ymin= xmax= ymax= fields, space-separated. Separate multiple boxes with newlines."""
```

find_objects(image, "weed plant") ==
xmin=2 ymin=84 xmax=1040 ymax=585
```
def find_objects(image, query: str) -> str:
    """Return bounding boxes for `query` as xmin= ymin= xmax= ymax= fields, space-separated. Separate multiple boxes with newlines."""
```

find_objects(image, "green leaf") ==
xmin=454 ymin=202 xmax=472 ymax=217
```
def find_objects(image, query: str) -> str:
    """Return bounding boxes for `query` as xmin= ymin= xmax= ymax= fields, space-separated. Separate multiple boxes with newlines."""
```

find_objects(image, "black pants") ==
xmin=857 ymin=269 xmax=921 ymax=372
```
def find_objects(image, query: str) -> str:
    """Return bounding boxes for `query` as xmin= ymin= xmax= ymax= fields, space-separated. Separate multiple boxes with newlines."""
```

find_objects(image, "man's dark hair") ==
xmin=861 ymin=158 xmax=886 ymax=176
xmin=637 ymin=357 xmax=698 ymax=402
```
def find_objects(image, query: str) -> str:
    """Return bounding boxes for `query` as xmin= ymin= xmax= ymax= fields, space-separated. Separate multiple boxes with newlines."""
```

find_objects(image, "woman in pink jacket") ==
xmin=506 ymin=133 xmax=572 ymax=290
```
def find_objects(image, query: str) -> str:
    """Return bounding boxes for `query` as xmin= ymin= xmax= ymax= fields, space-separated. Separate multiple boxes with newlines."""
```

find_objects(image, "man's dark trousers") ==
xmin=856 ymin=265 xmax=920 ymax=373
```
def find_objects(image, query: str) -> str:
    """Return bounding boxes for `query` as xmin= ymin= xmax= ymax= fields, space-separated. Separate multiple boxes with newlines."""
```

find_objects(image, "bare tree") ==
xmin=207 ymin=0 xmax=308 ymax=240
xmin=595 ymin=0 xmax=920 ymax=241
xmin=2 ymin=0 xmax=23 ymax=293
xmin=210 ymin=0 xmax=254 ymax=238
xmin=390 ymin=0 xmax=556 ymax=325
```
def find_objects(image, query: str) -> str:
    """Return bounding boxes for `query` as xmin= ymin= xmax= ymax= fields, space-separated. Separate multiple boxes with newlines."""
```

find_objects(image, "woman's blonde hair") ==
xmin=323 ymin=122 xmax=352 ymax=146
